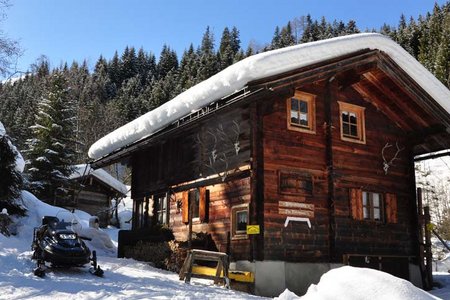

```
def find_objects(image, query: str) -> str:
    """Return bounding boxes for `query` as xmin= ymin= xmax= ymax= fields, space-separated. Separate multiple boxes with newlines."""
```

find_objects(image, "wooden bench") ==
xmin=179 ymin=249 xmax=230 ymax=288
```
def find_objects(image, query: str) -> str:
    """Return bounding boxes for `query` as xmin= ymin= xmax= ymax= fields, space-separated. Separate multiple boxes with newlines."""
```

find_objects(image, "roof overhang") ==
xmin=89 ymin=33 xmax=450 ymax=167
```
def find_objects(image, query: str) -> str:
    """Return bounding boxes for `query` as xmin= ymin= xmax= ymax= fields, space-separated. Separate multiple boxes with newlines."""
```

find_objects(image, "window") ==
xmin=134 ymin=197 xmax=152 ymax=229
xmin=189 ymin=189 xmax=200 ymax=219
xmin=362 ymin=191 xmax=383 ymax=221
xmin=338 ymin=101 xmax=366 ymax=144
xmin=153 ymin=193 xmax=169 ymax=225
xmin=231 ymin=204 xmax=249 ymax=239
xmin=182 ymin=187 xmax=209 ymax=224
xmin=350 ymin=188 xmax=397 ymax=223
xmin=287 ymin=91 xmax=316 ymax=133
xmin=279 ymin=170 xmax=313 ymax=195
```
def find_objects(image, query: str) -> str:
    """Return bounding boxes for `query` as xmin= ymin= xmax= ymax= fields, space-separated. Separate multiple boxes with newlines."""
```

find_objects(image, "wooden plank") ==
xmin=279 ymin=201 xmax=314 ymax=210
xmin=278 ymin=208 xmax=314 ymax=218
xmin=363 ymin=71 xmax=429 ymax=128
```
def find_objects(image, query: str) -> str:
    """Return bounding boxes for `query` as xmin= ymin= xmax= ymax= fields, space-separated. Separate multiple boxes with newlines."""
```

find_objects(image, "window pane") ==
xmin=374 ymin=208 xmax=381 ymax=220
xmin=300 ymin=113 xmax=308 ymax=126
xmin=291 ymin=111 xmax=299 ymax=124
xmin=373 ymin=193 xmax=380 ymax=208
xmin=236 ymin=211 xmax=248 ymax=231
xmin=363 ymin=206 xmax=369 ymax=219
xmin=342 ymin=111 xmax=349 ymax=122
xmin=300 ymin=100 xmax=308 ymax=113
xmin=350 ymin=125 xmax=358 ymax=137
xmin=189 ymin=190 xmax=199 ymax=218
xmin=363 ymin=192 xmax=368 ymax=206
xmin=349 ymin=113 xmax=357 ymax=124
xmin=291 ymin=98 xmax=299 ymax=111
xmin=343 ymin=124 xmax=350 ymax=135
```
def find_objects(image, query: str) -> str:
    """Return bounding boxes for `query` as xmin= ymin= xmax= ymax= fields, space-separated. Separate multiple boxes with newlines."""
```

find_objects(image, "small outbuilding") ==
xmin=60 ymin=164 xmax=128 ymax=227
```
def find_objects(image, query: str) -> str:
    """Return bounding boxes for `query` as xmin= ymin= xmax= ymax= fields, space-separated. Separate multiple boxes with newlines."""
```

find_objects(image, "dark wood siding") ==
xmin=261 ymin=84 xmax=330 ymax=262
xmin=170 ymin=177 xmax=252 ymax=260
xmin=261 ymin=80 xmax=418 ymax=263
xmin=131 ymin=105 xmax=251 ymax=199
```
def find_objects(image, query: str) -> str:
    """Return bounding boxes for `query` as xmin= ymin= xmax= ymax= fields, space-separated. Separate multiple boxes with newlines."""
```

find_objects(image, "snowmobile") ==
xmin=31 ymin=213 xmax=104 ymax=277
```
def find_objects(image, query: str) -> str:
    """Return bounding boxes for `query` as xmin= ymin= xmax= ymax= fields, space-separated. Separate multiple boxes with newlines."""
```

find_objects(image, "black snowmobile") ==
xmin=31 ymin=214 xmax=103 ymax=277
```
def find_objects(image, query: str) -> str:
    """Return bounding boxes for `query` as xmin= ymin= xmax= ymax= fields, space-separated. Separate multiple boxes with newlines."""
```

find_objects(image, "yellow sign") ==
xmin=246 ymin=225 xmax=260 ymax=235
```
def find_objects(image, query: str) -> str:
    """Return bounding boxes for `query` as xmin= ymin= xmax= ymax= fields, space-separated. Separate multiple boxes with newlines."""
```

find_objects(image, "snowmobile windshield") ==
xmin=54 ymin=211 xmax=82 ymax=233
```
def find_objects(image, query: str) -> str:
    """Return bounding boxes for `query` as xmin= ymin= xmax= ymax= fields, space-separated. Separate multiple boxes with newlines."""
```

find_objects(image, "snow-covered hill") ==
xmin=0 ymin=191 xmax=262 ymax=299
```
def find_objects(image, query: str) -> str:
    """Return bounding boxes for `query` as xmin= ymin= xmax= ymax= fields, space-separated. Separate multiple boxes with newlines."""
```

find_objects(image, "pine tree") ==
xmin=434 ymin=5 xmax=450 ymax=88
xmin=179 ymin=44 xmax=199 ymax=90
xmin=25 ymin=72 xmax=76 ymax=202
xmin=0 ymin=123 xmax=24 ymax=215
xmin=279 ymin=21 xmax=296 ymax=47
xmin=219 ymin=27 xmax=234 ymax=69
xmin=157 ymin=45 xmax=178 ymax=79
xmin=121 ymin=46 xmax=138 ymax=82
xmin=108 ymin=51 xmax=121 ymax=88
xmin=271 ymin=26 xmax=282 ymax=49
xmin=197 ymin=26 xmax=219 ymax=81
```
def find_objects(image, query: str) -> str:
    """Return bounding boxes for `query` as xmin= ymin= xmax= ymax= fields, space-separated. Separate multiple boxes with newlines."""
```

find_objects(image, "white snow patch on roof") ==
xmin=70 ymin=164 xmax=128 ymax=195
xmin=88 ymin=33 xmax=450 ymax=160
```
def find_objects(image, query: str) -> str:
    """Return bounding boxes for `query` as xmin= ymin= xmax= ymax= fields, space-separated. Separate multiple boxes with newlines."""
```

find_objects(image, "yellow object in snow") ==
xmin=191 ymin=265 xmax=254 ymax=283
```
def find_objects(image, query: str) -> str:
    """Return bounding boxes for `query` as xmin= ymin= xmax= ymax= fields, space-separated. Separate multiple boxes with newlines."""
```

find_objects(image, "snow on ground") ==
xmin=296 ymin=266 xmax=437 ymax=300
xmin=113 ymin=187 xmax=133 ymax=230
xmin=3 ymin=190 xmax=450 ymax=299
xmin=0 ymin=191 xmax=263 ymax=299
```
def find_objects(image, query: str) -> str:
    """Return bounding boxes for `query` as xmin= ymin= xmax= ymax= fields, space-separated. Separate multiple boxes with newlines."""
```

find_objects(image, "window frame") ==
xmin=338 ymin=101 xmax=366 ymax=144
xmin=287 ymin=91 xmax=316 ymax=134
xmin=362 ymin=191 xmax=384 ymax=222
xmin=153 ymin=192 xmax=169 ymax=226
xmin=231 ymin=203 xmax=249 ymax=240
xmin=188 ymin=189 xmax=200 ymax=221
xmin=278 ymin=170 xmax=313 ymax=196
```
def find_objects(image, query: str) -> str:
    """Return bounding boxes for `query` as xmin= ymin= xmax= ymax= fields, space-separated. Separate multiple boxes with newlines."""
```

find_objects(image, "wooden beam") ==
xmin=406 ymin=124 xmax=446 ymax=145
xmin=249 ymin=50 xmax=379 ymax=92
xmin=324 ymin=78 xmax=336 ymax=262
xmin=250 ymin=101 xmax=264 ymax=261
xmin=362 ymin=72 xmax=429 ymax=127
xmin=414 ymin=150 xmax=450 ymax=162
xmin=352 ymin=82 xmax=413 ymax=131
xmin=376 ymin=52 xmax=450 ymax=128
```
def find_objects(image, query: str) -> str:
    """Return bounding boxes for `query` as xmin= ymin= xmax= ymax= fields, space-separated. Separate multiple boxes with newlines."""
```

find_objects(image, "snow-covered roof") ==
xmin=70 ymin=164 xmax=128 ymax=195
xmin=88 ymin=33 xmax=450 ymax=160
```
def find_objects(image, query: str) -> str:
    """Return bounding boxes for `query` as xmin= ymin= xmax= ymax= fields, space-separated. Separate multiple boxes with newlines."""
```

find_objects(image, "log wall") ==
xmin=169 ymin=177 xmax=252 ymax=260
xmin=261 ymin=80 xmax=418 ymax=263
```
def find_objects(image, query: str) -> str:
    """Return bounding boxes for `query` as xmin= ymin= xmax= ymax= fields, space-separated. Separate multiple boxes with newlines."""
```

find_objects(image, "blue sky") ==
xmin=2 ymin=0 xmax=446 ymax=73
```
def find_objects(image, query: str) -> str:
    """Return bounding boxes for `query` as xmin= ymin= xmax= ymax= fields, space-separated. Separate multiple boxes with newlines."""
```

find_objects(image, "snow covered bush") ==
xmin=0 ymin=121 xmax=25 ymax=216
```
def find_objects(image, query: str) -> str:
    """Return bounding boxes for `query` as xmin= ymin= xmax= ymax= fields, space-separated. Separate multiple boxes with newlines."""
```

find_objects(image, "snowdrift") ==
xmin=276 ymin=266 xmax=438 ymax=300
xmin=17 ymin=190 xmax=116 ymax=256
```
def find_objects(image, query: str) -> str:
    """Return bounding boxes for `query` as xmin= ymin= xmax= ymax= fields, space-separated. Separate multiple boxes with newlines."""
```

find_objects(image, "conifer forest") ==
xmin=0 ymin=2 xmax=449 ymax=200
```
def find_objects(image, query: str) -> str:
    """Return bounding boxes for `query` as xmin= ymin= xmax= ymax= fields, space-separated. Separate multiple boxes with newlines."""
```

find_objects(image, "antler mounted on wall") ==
xmin=196 ymin=120 xmax=241 ymax=182
xmin=381 ymin=142 xmax=404 ymax=175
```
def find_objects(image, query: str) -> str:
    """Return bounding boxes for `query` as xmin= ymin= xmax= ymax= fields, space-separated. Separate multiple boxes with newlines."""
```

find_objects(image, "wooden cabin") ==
xmin=63 ymin=164 xmax=128 ymax=227
xmin=89 ymin=34 xmax=450 ymax=296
